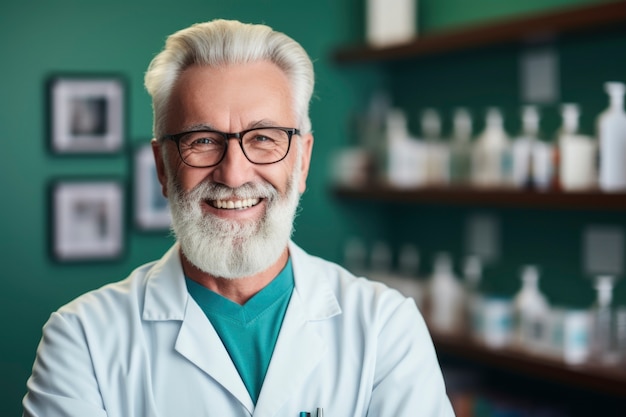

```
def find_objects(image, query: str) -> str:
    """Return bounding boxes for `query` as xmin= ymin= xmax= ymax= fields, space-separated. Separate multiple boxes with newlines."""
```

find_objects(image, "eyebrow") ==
xmin=181 ymin=119 xmax=287 ymax=133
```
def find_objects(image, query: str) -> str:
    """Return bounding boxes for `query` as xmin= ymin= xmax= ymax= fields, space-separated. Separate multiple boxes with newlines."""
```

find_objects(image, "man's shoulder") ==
xmin=55 ymin=260 xmax=158 ymax=323
xmin=291 ymin=242 xmax=411 ymax=312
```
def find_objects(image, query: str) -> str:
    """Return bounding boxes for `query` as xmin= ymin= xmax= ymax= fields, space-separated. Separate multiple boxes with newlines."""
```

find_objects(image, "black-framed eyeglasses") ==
xmin=161 ymin=126 xmax=300 ymax=168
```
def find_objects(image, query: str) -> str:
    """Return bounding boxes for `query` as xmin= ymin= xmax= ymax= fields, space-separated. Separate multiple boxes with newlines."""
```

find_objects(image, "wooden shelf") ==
xmin=332 ymin=1 xmax=626 ymax=63
xmin=431 ymin=329 xmax=626 ymax=397
xmin=332 ymin=184 xmax=626 ymax=211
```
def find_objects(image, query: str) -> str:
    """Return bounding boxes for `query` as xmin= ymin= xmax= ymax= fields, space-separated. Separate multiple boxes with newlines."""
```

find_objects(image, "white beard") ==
xmin=166 ymin=158 xmax=302 ymax=279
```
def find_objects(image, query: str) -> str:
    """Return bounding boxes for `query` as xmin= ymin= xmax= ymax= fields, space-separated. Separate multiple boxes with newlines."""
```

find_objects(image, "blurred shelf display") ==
xmin=332 ymin=1 xmax=626 ymax=63
xmin=331 ymin=1 xmax=626 ymax=410
xmin=332 ymin=185 xmax=626 ymax=211
xmin=430 ymin=329 xmax=626 ymax=397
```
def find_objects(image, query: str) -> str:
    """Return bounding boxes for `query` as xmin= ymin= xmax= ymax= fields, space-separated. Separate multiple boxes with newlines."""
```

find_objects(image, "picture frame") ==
xmin=51 ymin=180 xmax=125 ymax=262
xmin=48 ymin=75 xmax=125 ymax=154
xmin=134 ymin=143 xmax=171 ymax=231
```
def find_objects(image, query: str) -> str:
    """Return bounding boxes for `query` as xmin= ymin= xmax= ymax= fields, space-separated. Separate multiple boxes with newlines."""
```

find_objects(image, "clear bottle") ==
xmin=398 ymin=243 xmax=420 ymax=278
xmin=421 ymin=108 xmax=450 ymax=187
xmin=591 ymin=275 xmax=619 ymax=364
xmin=462 ymin=255 xmax=483 ymax=339
xmin=391 ymin=243 xmax=423 ymax=307
xmin=597 ymin=82 xmax=626 ymax=192
xmin=471 ymin=107 xmax=511 ymax=188
xmin=428 ymin=252 xmax=464 ymax=333
xmin=512 ymin=265 xmax=550 ymax=351
xmin=614 ymin=306 xmax=626 ymax=364
xmin=369 ymin=240 xmax=393 ymax=282
xmin=511 ymin=106 xmax=540 ymax=189
xmin=343 ymin=237 xmax=368 ymax=277
xmin=449 ymin=108 xmax=473 ymax=186
xmin=529 ymin=106 xmax=554 ymax=191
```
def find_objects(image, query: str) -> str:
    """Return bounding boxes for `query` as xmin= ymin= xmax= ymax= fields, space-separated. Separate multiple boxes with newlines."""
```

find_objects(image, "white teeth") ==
xmin=214 ymin=198 xmax=260 ymax=209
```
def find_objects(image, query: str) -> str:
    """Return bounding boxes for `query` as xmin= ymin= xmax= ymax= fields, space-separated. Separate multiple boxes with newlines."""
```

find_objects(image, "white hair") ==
xmin=144 ymin=19 xmax=314 ymax=140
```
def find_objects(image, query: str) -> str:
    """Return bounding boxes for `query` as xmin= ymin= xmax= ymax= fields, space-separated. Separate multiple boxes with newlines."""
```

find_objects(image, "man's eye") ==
xmin=193 ymin=137 xmax=213 ymax=145
xmin=253 ymin=135 xmax=274 ymax=143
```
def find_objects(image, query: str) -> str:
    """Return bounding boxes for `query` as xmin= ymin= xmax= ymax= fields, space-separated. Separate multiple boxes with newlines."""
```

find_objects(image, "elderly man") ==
xmin=23 ymin=19 xmax=454 ymax=417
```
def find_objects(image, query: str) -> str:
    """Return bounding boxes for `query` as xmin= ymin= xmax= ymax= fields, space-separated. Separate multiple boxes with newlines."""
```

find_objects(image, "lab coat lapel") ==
xmin=143 ymin=243 xmax=254 ymax=413
xmin=252 ymin=291 xmax=325 ymax=417
xmin=175 ymin=296 xmax=255 ymax=414
xmin=253 ymin=242 xmax=341 ymax=417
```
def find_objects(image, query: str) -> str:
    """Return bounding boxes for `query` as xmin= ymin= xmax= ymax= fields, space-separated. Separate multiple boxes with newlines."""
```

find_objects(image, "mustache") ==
xmin=180 ymin=180 xmax=280 ymax=203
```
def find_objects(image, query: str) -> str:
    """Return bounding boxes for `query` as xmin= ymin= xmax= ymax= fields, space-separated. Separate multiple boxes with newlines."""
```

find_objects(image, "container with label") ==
xmin=481 ymin=297 xmax=513 ymax=349
xmin=562 ymin=309 xmax=591 ymax=365
xmin=597 ymin=81 xmax=626 ymax=191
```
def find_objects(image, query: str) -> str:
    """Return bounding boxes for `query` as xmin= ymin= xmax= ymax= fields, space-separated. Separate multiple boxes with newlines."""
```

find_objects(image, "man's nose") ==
xmin=210 ymin=139 xmax=255 ymax=188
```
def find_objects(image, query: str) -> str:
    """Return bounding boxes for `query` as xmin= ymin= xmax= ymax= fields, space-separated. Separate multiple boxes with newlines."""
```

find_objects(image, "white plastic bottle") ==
xmin=449 ymin=108 xmax=473 ymax=186
xmin=591 ymin=275 xmax=619 ymax=364
xmin=597 ymin=82 xmax=626 ymax=191
xmin=421 ymin=108 xmax=450 ymax=186
xmin=385 ymin=109 xmax=428 ymax=188
xmin=428 ymin=252 xmax=464 ymax=333
xmin=471 ymin=107 xmax=511 ymax=188
xmin=512 ymin=265 xmax=550 ymax=351
xmin=558 ymin=104 xmax=597 ymax=191
xmin=511 ymin=106 xmax=540 ymax=189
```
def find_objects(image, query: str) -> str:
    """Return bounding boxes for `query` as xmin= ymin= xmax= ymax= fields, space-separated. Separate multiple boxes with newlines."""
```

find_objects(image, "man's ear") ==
xmin=298 ymin=132 xmax=314 ymax=194
xmin=151 ymin=139 xmax=169 ymax=198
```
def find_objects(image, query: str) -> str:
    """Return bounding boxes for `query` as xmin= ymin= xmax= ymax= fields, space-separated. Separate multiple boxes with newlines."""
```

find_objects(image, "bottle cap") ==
xmin=521 ymin=106 xmax=539 ymax=136
xmin=485 ymin=107 xmax=503 ymax=128
xmin=421 ymin=108 xmax=441 ymax=139
xmin=464 ymin=255 xmax=482 ymax=286
xmin=605 ymin=81 xmax=625 ymax=97
xmin=594 ymin=275 xmax=614 ymax=306
xmin=561 ymin=103 xmax=580 ymax=134
xmin=453 ymin=108 xmax=472 ymax=140
xmin=521 ymin=265 xmax=539 ymax=285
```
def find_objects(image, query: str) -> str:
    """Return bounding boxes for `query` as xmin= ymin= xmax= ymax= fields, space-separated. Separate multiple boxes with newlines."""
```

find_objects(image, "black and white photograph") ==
xmin=134 ymin=144 xmax=171 ymax=231
xmin=51 ymin=180 xmax=124 ymax=261
xmin=48 ymin=76 xmax=125 ymax=154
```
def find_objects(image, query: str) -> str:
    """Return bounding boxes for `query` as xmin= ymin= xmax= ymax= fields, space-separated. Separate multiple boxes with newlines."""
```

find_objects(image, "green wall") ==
xmin=1 ymin=0 xmax=621 ymax=415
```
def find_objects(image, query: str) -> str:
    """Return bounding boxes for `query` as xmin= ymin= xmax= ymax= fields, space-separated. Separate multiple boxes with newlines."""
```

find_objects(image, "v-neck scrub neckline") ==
xmin=185 ymin=257 xmax=294 ymax=404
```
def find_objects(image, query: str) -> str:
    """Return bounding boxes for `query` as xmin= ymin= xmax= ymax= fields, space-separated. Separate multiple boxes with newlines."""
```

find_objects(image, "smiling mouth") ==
xmin=207 ymin=198 xmax=262 ymax=210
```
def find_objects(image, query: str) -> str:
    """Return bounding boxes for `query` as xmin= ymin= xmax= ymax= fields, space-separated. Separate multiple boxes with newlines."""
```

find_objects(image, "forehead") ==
xmin=167 ymin=61 xmax=295 ymax=131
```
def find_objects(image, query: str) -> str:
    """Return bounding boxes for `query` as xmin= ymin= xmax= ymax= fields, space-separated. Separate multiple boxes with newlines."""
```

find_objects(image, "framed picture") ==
xmin=51 ymin=180 xmax=125 ymax=262
xmin=134 ymin=144 xmax=171 ymax=231
xmin=48 ymin=75 xmax=125 ymax=154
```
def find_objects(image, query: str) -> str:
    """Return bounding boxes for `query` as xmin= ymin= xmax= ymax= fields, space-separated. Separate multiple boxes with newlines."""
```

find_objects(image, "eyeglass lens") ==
xmin=177 ymin=128 xmax=292 ymax=167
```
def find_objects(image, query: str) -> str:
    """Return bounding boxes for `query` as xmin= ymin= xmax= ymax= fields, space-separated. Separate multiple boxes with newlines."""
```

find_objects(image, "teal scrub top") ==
xmin=185 ymin=258 xmax=294 ymax=404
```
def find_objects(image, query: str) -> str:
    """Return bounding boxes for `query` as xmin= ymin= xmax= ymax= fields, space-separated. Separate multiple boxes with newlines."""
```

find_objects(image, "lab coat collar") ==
xmin=141 ymin=241 xmax=342 ymax=321
xmin=142 ymin=243 xmax=254 ymax=411
xmin=141 ymin=241 xmax=342 ymax=416
xmin=253 ymin=241 xmax=341 ymax=417
xmin=288 ymin=240 xmax=342 ymax=321
xmin=142 ymin=243 xmax=187 ymax=321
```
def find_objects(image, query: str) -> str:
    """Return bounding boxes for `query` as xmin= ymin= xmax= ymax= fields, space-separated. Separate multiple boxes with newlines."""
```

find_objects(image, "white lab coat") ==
xmin=23 ymin=241 xmax=454 ymax=417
